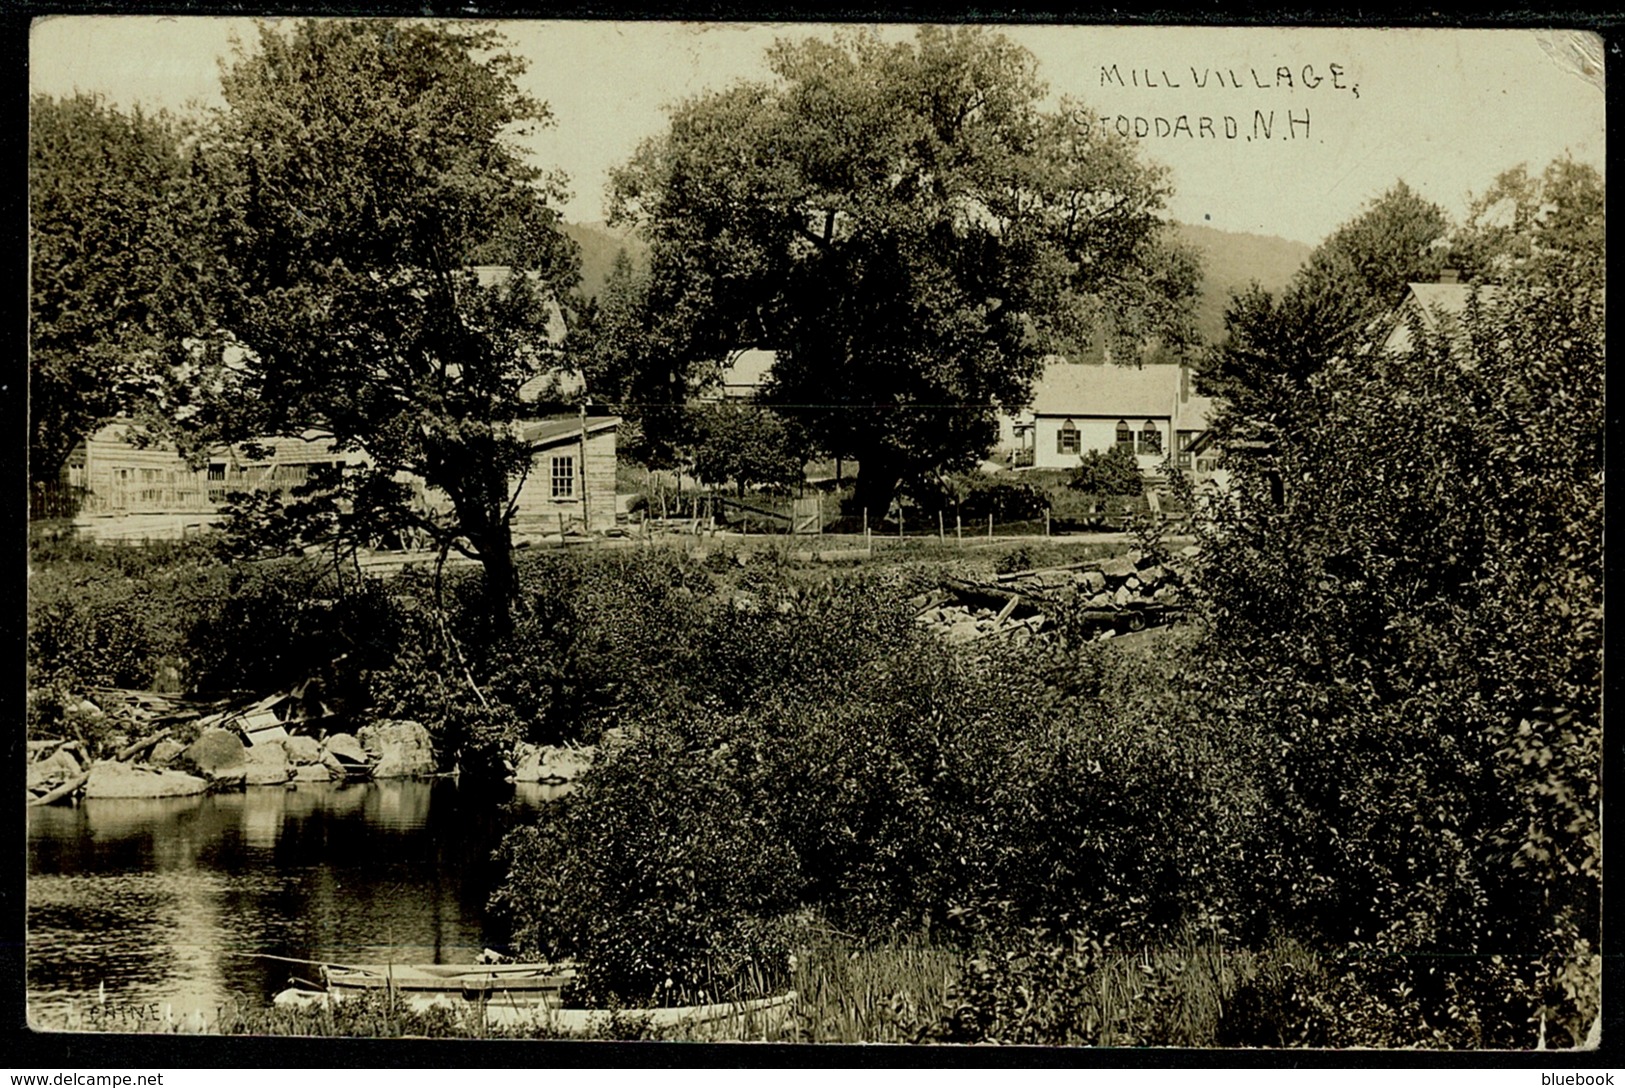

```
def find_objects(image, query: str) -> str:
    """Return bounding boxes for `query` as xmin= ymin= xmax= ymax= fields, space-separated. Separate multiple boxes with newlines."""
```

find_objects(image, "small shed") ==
xmin=512 ymin=415 xmax=620 ymax=536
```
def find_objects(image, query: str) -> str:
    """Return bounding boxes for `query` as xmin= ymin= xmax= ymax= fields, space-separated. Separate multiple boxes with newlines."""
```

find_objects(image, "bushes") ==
xmin=1188 ymin=281 xmax=1604 ymax=1043
xmin=491 ymin=617 xmax=1234 ymax=998
xmin=1070 ymin=445 xmax=1144 ymax=497
xmin=492 ymin=718 xmax=804 ymax=1004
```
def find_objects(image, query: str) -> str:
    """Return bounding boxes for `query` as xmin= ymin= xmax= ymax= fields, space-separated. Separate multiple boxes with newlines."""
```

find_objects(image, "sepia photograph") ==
xmin=24 ymin=14 xmax=1605 ymax=1053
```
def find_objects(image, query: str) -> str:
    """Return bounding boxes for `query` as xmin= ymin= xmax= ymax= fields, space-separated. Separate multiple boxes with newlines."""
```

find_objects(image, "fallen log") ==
xmin=944 ymin=581 xmax=1055 ymax=616
xmin=31 ymin=738 xmax=69 ymax=763
xmin=993 ymin=560 xmax=1103 ymax=583
xmin=29 ymin=770 xmax=90 ymax=807
xmin=115 ymin=728 xmax=172 ymax=763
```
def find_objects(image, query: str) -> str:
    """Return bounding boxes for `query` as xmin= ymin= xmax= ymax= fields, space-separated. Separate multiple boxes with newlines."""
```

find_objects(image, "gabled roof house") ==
xmin=1014 ymin=359 xmax=1218 ymax=476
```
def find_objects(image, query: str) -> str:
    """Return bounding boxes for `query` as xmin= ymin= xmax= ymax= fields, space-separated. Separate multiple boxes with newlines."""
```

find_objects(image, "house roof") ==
xmin=1179 ymin=393 xmax=1219 ymax=430
xmin=521 ymin=415 xmax=619 ymax=450
xmin=1029 ymin=362 xmax=1181 ymax=419
xmin=722 ymin=348 xmax=776 ymax=389
xmin=470 ymin=265 xmax=569 ymax=344
xmin=1384 ymin=282 xmax=1501 ymax=352
xmin=1403 ymin=282 xmax=1501 ymax=325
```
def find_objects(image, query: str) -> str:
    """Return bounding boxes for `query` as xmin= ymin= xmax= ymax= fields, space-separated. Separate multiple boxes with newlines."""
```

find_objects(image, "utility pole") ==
xmin=579 ymin=404 xmax=589 ymax=533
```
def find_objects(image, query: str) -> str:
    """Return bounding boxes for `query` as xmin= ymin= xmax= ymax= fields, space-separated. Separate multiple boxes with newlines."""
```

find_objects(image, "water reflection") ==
xmin=27 ymin=779 xmax=544 ymax=1029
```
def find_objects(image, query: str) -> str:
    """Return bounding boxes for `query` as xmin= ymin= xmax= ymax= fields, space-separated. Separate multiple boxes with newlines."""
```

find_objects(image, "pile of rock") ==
xmin=915 ymin=546 xmax=1199 ymax=645
xmin=26 ymin=718 xmax=441 ymax=804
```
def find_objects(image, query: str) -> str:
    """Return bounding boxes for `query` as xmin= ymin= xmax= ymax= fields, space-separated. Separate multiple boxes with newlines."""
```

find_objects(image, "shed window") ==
xmin=1057 ymin=418 xmax=1081 ymax=455
xmin=1115 ymin=420 xmax=1134 ymax=451
xmin=550 ymin=455 xmax=575 ymax=498
xmin=1139 ymin=420 xmax=1162 ymax=455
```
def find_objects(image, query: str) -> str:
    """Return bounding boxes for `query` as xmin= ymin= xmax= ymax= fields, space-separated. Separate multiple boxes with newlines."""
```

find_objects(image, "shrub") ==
xmin=491 ymin=717 xmax=804 ymax=1004
xmin=1070 ymin=445 xmax=1144 ymax=497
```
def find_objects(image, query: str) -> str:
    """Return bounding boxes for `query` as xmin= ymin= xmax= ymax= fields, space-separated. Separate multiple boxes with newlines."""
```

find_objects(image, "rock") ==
xmin=1124 ymin=575 xmax=1141 ymax=591
xmin=1087 ymin=592 xmax=1114 ymax=609
xmin=320 ymin=749 xmax=349 ymax=779
xmin=148 ymin=738 xmax=185 ymax=767
xmin=76 ymin=699 xmax=105 ymax=719
xmin=1133 ymin=550 xmax=1162 ymax=570
xmin=84 ymin=760 xmax=208 ymax=799
xmin=324 ymin=732 xmax=368 ymax=765
xmin=358 ymin=720 xmax=436 ymax=778
xmin=178 ymin=728 xmax=247 ymax=787
xmin=515 ymin=744 xmax=596 ymax=784
xmin=1099 ymin=556 xmax=1136 ymax=580
xmin=1077 ymin=570 xmax=1107 ymax=593
xmin=292 ymin=763 xmax=332 ymax=783
xmin=1138 ymin=565 xmax=1165 ymax=588
xmin=1126 ymin=549 xmax=1144 ymax=567
xmin=243 ymin=739 xmax=290 ymax=786
xmin=27 ymin=748 xmax=82 ymax=792
xmin=283 ymin=736 xmax=323 ymax=766
xmin=1180 ymin=544 xmax=1201 ymax=558
xmin=1113 ymin=586 xmax=1133 ymax=607
xmin=1152 ymin=585 xmax=1177 ymax=603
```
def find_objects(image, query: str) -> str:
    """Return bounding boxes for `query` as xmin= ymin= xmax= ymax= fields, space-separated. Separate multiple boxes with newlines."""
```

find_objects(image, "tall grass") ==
xmin=779 ymin=942 xmax=960 ymax=1044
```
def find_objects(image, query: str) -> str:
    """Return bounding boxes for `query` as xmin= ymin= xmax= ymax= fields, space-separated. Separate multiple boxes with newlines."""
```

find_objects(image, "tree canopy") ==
xmin=186 ymin=19 xmax=579 ymax=611
xmin=29 ymin=94 xmax=210 ymax=487
xmin=1449 ymin=158 xmax=1605 ymax=289
xmin=1180 ymin=161 xmax=1603 ymax=1038
xmin=608 ymin=27 xmax=1200 ymax=516
xmin=1198 ymin=180 xmax=1449 ymax=431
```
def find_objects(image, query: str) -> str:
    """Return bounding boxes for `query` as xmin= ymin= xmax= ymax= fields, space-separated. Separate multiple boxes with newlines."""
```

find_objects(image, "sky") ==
xmin=28 ymin=17 xmax=1606 ymax=247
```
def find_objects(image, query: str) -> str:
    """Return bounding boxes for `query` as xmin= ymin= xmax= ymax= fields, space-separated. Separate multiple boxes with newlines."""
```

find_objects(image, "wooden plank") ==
xmin=994 ymin=595 xmax=1021 ymax=625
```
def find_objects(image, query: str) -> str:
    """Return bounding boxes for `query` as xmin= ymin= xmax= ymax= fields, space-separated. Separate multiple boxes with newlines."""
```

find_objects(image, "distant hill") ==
xmin=1174 ymin=221 xmax=1313 ymax=345
xmin=560 ymin=218 xmax=1311 ymax=347
xmin=562 ymin=221 xmax=649 ymax=299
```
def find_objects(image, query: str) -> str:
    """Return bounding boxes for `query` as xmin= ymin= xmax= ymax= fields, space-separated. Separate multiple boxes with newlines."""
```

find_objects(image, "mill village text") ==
xmin=1090 ymin=61 xmax=1359 ymax=142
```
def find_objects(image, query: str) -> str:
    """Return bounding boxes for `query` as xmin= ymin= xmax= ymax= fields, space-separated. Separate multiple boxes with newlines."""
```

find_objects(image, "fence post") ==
xmin=987 ymin=512 xmax=993 ymax=539
xmin=956 ymin=514 xmax=962 ymax=545
xmin=1045 ymin=509 xmax=1051 ymax=537
xmin=938 ymin=510 xmax=945 ymax=543
xmin=899 ymin=508 xmax=904 ymax=539
xmin=558 ymin=511 xmax=566 ymax=545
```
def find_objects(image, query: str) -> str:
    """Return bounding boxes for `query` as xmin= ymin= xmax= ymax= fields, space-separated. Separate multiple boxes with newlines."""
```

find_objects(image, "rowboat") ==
xmin=272 ymin=962 xmax=796 ymax=1036
xmin=280 ymin=961 xmax=575 ymax=1004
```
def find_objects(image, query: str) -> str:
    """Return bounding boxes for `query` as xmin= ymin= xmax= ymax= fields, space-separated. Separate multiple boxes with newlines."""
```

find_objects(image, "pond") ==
xmin=25 ymin=778 xmax=562 ymax=1030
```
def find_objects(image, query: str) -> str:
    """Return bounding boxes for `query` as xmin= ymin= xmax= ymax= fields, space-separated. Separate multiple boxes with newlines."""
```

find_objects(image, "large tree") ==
xmin=609 ymin=27 xmax=1199 ymax=517
xmin=1199 ymin=180 xmax=1449 ymax=432
xmin=188 ymin=19 xmax=578 ymax=615
xmin=1449 ymin=158 xmax=1605 ymax=289
xmin=29 ymin=94 xmax=210 ymax=488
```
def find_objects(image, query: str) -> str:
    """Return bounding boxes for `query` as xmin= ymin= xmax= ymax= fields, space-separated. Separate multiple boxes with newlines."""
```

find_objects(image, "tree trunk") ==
xmin=475 ymin=523 xmax=519 ymax=633
xmin=852 ymin=455 xmax=903 ymax=524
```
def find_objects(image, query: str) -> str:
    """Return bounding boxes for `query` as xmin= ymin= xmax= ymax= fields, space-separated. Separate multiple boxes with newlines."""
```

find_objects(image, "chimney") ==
xmin=1439 ymin=268 xmax=1460 ymax=284
xmin=1179 ymin=361 xmax=1190 ymax=402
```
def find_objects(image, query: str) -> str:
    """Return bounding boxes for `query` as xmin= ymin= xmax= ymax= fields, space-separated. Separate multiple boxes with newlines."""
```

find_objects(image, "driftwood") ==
xmin=31 ymin=738 xmax=69 ymax=763
xmin=29 ymin=770 xmax=89 ymax=807
xmin=115 ymin=728 xmax=172 ymax=763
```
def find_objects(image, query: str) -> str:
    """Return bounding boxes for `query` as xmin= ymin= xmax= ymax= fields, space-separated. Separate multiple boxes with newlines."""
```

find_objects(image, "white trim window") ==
xmin=1057 ymin=418 xmax=1081 ymax=455
xmin=550 ymin=455 xmax=575 ymax=499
